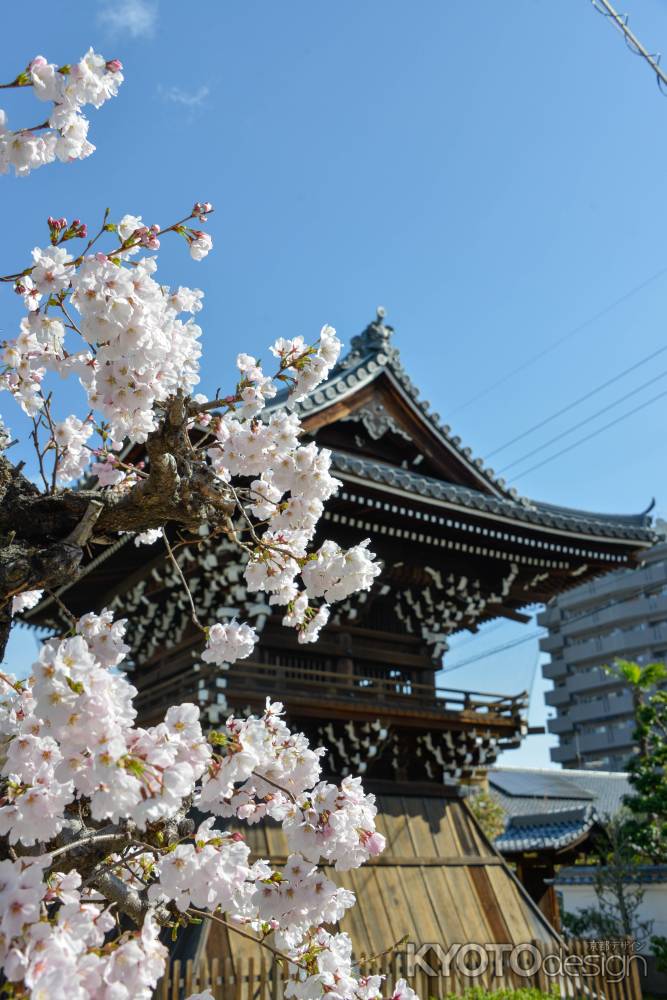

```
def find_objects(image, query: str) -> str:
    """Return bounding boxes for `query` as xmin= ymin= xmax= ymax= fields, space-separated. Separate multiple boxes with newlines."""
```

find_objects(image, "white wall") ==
xmin=556 ymin=880 xmax=667 ymax=952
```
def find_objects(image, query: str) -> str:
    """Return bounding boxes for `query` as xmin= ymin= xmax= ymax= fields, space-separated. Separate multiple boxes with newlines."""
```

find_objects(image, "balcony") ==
xmin=542 ymin=658 xmax=568 ymax=680
xmin=538 ymin=605 xmax=561 ymax=629
xmin=560 ymin=592 xmax=667 ymax=642
xmin=562 ymin=623 xmax=667 ymax=669
xmin=547 ymin=714 xmax=574 ymax=735
xmin=575 ymin=721 xmax=636 ymax=755
xmin=567 ymin=690 xmax=635 ymax=725
xmin=539 ymin=633 xmax=565 ymax=655
xmin=565 ymin=667 xmax=618 ymax=695
xmin=135 ymin=658 xmax=527 ymax=735
xmin=545 ymin=686 xmax=571 ymax=707
xmin=548 ymin=561 xmax=667 ymax=614
xmin=550 ymin=743 xmax=578 ymax=764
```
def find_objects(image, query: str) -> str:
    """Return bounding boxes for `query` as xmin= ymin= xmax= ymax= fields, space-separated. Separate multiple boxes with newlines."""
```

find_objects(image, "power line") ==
xmin=447 ymin=619 xmax=506 ymax=651
xmin=445 ymin=629 xmax=545 ymax=673
xmin=591 ymin=0 xmax=667 ymax=94
xmin=497 ymin=365 xmax=667 ymax=475
xmin=443 ymin=581 xmax=660 ymax=673
xmin=507 ymin=384 xmax=667 ymax=482
xmin=443 ymin=265 xmax=667 ymax=419
xmin=484 ymin=343 xmax=667 ymax=461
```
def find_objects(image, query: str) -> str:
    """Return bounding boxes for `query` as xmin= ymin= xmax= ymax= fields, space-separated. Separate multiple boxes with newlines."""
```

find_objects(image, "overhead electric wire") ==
xmin=484 ymin=342 xmax=667 ymax=461
xmin=496 ymin=365 xmax=667 ymax=475
xmin=447 ymin=619 xmax=506 ymax=651
xmin=443 ymin=584 xmax=660 ymax=674
xmin=507 ymin=384 xmax=667 ymax=482
xmin=591 ymin=0 xmax=667 ymax=94
xmin=443 ymin=264 xmax=667 ymax=419
xmin=444 ymin=629 xmax=545 ymax=672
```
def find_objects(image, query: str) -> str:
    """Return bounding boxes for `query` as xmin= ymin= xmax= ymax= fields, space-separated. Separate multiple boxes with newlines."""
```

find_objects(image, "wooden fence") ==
xmin=155 ymin=938 xmax=644 ymax=999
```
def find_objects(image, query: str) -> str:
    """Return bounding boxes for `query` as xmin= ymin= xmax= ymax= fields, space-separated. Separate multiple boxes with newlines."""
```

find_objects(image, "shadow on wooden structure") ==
xmin=155 ymin=938 xmax=644 ymax=999
xmin=153 ymin=791 xmax=640 ymax=999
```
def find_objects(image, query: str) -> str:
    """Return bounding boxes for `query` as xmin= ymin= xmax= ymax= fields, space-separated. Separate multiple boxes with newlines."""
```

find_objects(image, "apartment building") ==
xmin=539 ymin=537 xmax=667 ymax=770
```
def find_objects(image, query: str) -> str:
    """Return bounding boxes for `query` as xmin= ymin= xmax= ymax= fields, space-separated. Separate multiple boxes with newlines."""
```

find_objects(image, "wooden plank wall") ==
xmin=155 ymin=938 xmax=643 ymax=999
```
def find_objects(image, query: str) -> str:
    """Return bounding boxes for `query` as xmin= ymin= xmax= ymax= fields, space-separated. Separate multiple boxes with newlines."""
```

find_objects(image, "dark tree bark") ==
xmin=1 ymin=395 xmax=234 ymax=660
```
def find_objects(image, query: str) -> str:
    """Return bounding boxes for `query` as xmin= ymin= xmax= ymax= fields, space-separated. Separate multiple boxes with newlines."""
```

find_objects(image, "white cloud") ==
xmin=159 ymin=85 xmax=210 ymax=108
xmin=98 ymin=0 xmax=158 ymax=39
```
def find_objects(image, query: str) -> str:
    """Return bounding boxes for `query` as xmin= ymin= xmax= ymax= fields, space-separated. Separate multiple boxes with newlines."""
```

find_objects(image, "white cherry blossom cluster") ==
xmin=0 ymin=857 xmax=168 ymax=999
xmin=0 ymin=49 xmax=123 ymax=177
xmin=284 ymin=927 xmax=417 ymax=1000
xmin=54 ymin=414 xmax=94 ymax=483
xmin=284 ymin=775 xmax=387 ymax=871
xmin=201 ymin=620 xmax=258 ymax=666
xmin=0 ymin=617 xmax=415 ymax=1000
xmin=271 ymin=325 xmax=341 ymax=403
xmin=11 ymin=588 xmax=43 ymax=615
xmin=2 ymin=244 xmax=206 ymax=442
xmin=71 ymin=252 xmax=204 ymax=442
xmin=3 ymin=206 xmax=380 ymax=647
xmin=0 ymin=620 xmax=209 ymax=834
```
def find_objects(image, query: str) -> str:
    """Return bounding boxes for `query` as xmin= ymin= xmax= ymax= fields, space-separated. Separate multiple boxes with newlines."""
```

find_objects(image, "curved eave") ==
xmin=329 ymin=452 xmax=656 ymax=547
xmin=497 ymin=820 xmax=597 ymax=856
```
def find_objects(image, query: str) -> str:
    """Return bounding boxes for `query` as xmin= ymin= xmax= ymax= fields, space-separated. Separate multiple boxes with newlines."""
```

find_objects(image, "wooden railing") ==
xmin=155 ymin=938 xmax=643 ymax=999
xmin=135 ymin=657 xmax=526 ymax=724
xmin=223 ymin=659 xmax=526 ymax=718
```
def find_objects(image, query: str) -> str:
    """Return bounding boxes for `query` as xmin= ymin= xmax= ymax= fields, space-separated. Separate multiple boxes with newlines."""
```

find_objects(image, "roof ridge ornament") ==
xmin=340 ymin=306 xmax=398 ymax=369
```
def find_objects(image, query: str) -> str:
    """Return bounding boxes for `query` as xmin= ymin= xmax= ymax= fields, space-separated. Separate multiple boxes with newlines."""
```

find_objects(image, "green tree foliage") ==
xmin=561 ymin=811 xmax=653 ymax=949
xmin=467 ymin=788 xmax=506 ymax=842
xmin=561 ymin=659 xmax=667 ymax=960
xmin=613 ymin=659 xmax=667 ymax=863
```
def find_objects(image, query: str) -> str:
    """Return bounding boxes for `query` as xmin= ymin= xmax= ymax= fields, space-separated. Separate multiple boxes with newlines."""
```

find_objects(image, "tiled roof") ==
xmin=271 ymin=313 xmax=655 ymax=543
xmin=488 ymin=766 xmax=633 ymax=819
xmin=272 ymin=313 xmax=517 ymax=499
xmin=556 ymin=864 xmax=667 ymax=885
xmin=496 ymin=804 xmax=598 ymax=853
xmin=330 ymin=452 xmax=655 ymax=542
xmin=487 ymin=766 xmax=633 ymax=820
xmin=485 ymin=767 xmax=635 ymax=853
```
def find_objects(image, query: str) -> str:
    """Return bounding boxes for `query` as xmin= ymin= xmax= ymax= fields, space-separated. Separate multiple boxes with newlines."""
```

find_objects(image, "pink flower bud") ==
xmin=29 ymin=56 xmax=47 ymax=71
xmin=363 ymin=831 xmax=386 ymax=856
xmin=106 ymin=59 xmax=123 ymax=73
xmin=193 ymin=202 xmax=213 ymax=221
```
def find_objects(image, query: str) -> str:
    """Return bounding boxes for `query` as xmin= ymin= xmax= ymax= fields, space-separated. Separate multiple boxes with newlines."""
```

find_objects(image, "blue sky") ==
xmin=3 ymin=0 xmax=667 ymax=768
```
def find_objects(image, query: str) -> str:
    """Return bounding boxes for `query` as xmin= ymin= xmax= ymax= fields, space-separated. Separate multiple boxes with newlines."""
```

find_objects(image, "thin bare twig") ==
xmin=187 ymin=907 xmax=302 ymax=969
xmin=162 ymin=531 xmax=206 ymax=633
xmin=44 ymin=587 xmax=77 ymax=628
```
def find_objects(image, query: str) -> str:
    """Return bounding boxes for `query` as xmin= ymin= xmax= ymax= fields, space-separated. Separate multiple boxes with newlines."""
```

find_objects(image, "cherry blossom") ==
xmin=0 ymin=44 xmax=415 ymax=1000
xmin=0 ymin=625 xmax=408 ymax=999
xmin=189 ymin=230 xmax=213 ymax=260
xmin=0 ymin=49 xmax=123 ymax=177
xmin=201 ymin=621 xmax=258 ymax=666
xmin=11 ymin=589 xmax=43 ymax=615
